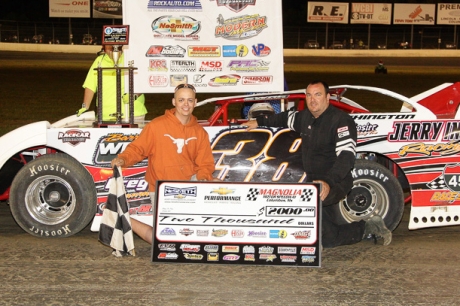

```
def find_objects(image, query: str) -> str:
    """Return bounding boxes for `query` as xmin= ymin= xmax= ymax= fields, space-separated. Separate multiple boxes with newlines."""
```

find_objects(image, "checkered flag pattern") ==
xmin=246 ymin=188 xmax=260 ymax=201
xmin=427 ymin=175 xmax=447 ymax=190
xmin=98 ymin=166 xmax=135 ymax=257
xmin=300 ymin=189 xmax=314 ymax=202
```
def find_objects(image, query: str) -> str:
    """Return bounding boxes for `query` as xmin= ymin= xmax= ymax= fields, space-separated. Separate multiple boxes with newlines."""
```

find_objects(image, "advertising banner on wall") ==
xmin=93 ymin=0 xmax=123 ymax=19
xmin=307 ymin=2 xmax=349 ymax=24
xmin=393 ymin=3 xmax=436 ymax=25
xmin=350 ymin=3 xmax=392 ymax=24
xmin=49 ymin=0 xmax=90 ymax=18
xmin=437 ymin=3 xmax=460 ymax=25
xmin=122 ymin=0 xmax=284 ymax=93
xmin=151 ymin=181 xmax=321 ymax=267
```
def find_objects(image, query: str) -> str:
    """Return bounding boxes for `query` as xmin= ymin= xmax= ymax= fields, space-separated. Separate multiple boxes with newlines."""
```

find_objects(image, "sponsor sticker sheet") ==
xmin=152 ymin=181 xmax=321 ymax=267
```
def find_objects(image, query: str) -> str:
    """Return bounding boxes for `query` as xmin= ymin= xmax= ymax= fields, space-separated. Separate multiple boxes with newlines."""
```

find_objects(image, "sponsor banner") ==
xmin=49 ymin=0 xmax=90 ymax=18
xmin=152 ymin=181 xmax=321 ymax=266
xmin=123 ymin=1 xmax=284 ymax=93
xmin=93 ymin=0 xmax=122 ymax=19
xmin=437 ymin=3 xmax=460 ymax=25
xmin=307 ymin=2 xmax=349 ymax=24
xmin=350 ymin=3 xmax=392 ymax=25
xmin=393 ymin=4 xmax=436 ymax=25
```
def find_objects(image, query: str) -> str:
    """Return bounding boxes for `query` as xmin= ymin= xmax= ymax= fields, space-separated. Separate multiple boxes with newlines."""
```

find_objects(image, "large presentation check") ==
xmin=151 ymin=181 xmax=321 ymax=267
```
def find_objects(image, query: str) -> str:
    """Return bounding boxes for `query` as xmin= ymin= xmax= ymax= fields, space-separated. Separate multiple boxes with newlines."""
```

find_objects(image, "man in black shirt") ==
xmin=245 ymin=81 xmax=391 ymax=248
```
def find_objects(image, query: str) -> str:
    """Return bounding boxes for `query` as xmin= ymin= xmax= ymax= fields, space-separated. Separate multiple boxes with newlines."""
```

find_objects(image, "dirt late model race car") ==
xmin=1 ymin=82 xmax=460 ymax=238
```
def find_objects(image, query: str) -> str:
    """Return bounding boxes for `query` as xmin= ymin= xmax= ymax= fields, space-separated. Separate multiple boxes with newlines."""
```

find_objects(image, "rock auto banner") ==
xmin=152 ymin=181 xmax=321 ymax=267
xmin=122 ymin=0 xmax=284 ymax=93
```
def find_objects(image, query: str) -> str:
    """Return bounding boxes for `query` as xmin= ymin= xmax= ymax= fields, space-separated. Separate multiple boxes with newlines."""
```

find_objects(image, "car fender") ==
xmin=0 ymin=121 xmax=50 ymax=169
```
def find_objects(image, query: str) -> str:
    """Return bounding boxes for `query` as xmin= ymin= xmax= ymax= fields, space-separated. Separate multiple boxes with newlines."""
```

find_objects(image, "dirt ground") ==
xmin=1 ymin=201 xmax=460 ymax=305
xmin=1 ymin=53 xmax=460 ymax=305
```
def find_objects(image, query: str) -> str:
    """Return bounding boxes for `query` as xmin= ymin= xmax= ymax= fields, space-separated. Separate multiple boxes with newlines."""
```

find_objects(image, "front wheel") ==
xmin=9 ymin=153 xmax=97 ymax=238
xmin=333 ymin=159 xmax=405 ymax=231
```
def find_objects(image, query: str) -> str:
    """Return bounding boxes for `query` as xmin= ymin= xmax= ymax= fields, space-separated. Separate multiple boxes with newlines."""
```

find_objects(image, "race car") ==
xmin=1 ymin=82 xmax=460 ymax=238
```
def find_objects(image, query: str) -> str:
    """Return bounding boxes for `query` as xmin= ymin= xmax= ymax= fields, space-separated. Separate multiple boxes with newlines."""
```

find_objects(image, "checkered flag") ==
xmin=246 ymin=188 xmax=260 ymax=201
xmin=427 ymin=175 xmax=447 ymax=190
xmin=300 ymin=189 xmax=314 ymax=202
xmin=99 ymin=166 xmax=135 ymax=257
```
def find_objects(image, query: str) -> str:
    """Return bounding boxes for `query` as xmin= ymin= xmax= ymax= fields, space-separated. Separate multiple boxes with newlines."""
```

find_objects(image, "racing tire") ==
xmin=332 ymin=159 xmax=405 ymax=231
xmin=9 ymin=153 xmax=97 ymax=238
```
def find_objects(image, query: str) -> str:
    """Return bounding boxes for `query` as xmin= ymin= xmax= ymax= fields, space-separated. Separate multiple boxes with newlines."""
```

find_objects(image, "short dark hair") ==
xmin=308 ymin=81 xmax=329 ymax=94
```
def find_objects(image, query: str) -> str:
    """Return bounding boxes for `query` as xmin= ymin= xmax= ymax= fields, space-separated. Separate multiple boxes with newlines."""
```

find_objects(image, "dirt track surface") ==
xmin=2 ymin=52 xmax=460 ymax=305
xmin=2 ymin=202 xmax=460 ymax=305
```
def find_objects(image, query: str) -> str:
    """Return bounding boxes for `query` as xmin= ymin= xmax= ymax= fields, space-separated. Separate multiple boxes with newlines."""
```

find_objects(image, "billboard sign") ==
xmin=437 ymin=3 xmax=460 ymax=25
xmin=393 ymin=3 xmax=435 ymax=25
xmin=307 ymin=2 xmax=349 ymax=24
xmin=350 ymin=3 xmax=392 ymax=24
xmin=49 ymin=0 xmax=90 ymax=18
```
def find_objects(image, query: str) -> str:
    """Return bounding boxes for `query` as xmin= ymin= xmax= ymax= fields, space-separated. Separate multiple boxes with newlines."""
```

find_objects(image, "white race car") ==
xmin=1 ymin=83 xmax=460 ymax=238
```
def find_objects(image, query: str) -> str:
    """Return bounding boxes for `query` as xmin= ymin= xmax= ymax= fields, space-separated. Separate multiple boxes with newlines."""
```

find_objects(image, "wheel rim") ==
xmin=25 ymin=175 xmax=76 ymax=225
xmin=339 ymin=178 xmax=389 ymax=223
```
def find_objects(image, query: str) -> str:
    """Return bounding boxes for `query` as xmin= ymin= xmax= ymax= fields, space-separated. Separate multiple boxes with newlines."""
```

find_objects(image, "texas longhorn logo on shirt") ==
xmin=164 ymin=134 xmax=197 ymax=153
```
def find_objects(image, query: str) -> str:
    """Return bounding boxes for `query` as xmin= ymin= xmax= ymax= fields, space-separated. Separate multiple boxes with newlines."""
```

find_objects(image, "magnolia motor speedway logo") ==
xmin=247 ymin=188 xmax=315 ymax=202
xmin=58 ymin=129 xmax=90 ymax=146
xmin=145 ymin=45 xmax=186 ymax=57
xmin=215 ymin=13 xmax=267 ymax=40
xmin=152 ymin=15 xmax=201 ymax=40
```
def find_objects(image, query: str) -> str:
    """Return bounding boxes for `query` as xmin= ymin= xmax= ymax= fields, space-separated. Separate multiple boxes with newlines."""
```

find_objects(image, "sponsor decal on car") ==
xmin=58 ymin=129 xmax=90 ymax=146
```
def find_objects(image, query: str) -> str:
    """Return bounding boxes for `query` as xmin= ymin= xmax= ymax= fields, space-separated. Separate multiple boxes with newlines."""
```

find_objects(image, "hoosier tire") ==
xmin=9 ymin=153 xmax=97 ymax=238
xmin=334 ymin=159 xmax=405 ymax=231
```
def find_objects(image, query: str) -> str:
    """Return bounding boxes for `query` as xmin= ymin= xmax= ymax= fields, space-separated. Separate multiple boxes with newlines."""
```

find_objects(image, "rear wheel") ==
xmin=9 ymin=153 xmax=97 ymax=238
xmin=333 ymin=159 xmax=404 ymax=231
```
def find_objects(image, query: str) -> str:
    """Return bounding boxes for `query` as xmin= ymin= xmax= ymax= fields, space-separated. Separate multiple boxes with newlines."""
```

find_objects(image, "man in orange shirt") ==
xmin=111 ymin=84 xmax=217 ymax=243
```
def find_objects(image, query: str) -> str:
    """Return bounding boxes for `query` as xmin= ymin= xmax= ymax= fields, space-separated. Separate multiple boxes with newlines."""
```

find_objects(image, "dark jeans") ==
xmin=320 ymin=184 xmax=365 ymax=248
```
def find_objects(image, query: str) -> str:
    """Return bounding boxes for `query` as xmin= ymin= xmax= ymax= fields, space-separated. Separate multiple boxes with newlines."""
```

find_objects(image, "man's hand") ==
xmin=111 ymin=157 xmax=125 ymax=168
xmin=245 ymin=119 xmax=259 ymax=131
xmin=76 ymin=107 xmax=87 ymax=117
xmin=313 ymin=180 xmax=330 ymax=201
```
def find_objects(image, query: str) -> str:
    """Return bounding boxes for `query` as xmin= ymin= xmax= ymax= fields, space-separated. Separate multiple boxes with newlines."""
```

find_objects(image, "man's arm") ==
xmin=324 ymin=115 xmax=357 ymax=186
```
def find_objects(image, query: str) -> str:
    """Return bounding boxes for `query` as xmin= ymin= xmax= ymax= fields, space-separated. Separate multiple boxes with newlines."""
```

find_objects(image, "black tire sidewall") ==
xmin=9 ymin=153 xmax=97 ymax=238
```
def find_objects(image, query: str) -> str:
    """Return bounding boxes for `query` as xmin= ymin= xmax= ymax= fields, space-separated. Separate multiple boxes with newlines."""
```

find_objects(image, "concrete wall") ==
xmin=0 ymin=42 xmax=459 ymax=57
